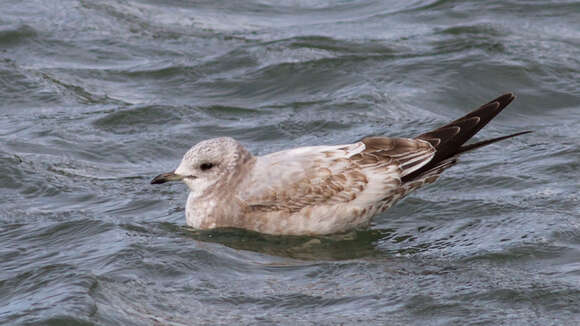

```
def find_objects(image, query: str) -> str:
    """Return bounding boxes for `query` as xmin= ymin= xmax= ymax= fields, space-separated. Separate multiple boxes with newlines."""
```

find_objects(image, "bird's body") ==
xmin=184 ymin=139 xmax=433 ymax=235
xmin=152 ymin=93 xmax=530 ymax=235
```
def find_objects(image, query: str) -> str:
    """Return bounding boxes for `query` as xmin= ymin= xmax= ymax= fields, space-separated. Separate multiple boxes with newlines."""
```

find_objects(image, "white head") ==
xmin=151 ymin=137 xmax=253 ymax=196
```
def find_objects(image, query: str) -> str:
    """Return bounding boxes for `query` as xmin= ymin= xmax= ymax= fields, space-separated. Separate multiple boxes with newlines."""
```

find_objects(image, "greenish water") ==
xmin=1 ymin=0 xmax=579 ymax=325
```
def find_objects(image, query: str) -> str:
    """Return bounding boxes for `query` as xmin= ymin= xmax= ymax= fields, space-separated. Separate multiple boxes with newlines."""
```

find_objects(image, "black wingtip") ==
xmin=416 ymin=92 xmax=520 ymax=151
xmin=403 ymin=93 xmax=529 ymax=183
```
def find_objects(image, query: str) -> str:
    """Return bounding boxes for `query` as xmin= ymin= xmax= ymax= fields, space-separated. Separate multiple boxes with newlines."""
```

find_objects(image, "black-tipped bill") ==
xmin=151 ymin=172 xmax=183 ymax=185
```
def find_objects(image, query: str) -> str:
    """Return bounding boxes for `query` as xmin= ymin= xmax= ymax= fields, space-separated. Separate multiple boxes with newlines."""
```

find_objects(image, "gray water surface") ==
xmin=1 ymin=1 xmax=579 ymax=325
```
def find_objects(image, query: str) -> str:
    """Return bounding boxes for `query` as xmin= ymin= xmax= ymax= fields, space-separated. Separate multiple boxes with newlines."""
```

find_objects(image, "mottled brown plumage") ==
xmin=151 ymin=93 xmax=530 ymax=235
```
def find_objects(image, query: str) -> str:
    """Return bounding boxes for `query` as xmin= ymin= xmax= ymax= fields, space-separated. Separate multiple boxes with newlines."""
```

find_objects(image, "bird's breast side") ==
xmin=185 ymin=192 xmax=216 ymax=229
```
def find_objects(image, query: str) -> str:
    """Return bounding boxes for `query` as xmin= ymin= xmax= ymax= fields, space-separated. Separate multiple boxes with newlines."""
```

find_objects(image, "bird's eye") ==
xmin=200 ymin=163 xmax=214 ymax=171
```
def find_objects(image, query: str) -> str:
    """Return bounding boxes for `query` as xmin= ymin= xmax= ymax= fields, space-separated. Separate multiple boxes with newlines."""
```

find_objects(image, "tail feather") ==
xmin=402 ymin=93 xmax=531 ymax=183
xmin=457 ymin=130 xmax=532 ymax=154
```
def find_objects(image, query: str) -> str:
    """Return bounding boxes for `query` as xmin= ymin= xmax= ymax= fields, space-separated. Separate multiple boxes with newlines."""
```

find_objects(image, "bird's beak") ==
xmin=151 ymin=172 xmax=183 ymax=184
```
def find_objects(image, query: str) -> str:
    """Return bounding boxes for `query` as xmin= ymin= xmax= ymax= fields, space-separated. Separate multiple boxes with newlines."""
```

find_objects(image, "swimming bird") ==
xmin=152 ymin=93 xmax=530 ymax=235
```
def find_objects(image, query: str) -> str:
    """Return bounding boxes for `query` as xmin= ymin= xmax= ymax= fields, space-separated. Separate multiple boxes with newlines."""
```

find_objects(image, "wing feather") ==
xmin=358 ymin=137 xmax=436 ymax=177
xmin=237 ymin=138 xmax=436 ymax=214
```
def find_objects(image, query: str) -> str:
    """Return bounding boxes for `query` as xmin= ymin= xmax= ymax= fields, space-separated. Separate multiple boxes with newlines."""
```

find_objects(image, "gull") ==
xmin=152 ymin=93 xmax=530 ymax=235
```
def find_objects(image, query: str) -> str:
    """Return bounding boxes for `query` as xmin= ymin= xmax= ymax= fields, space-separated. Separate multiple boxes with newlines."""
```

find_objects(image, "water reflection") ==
xmin=159 ymin=224 xmax=445 ymax=261
xmin=170 ymin=225 xmax=386 ymax=260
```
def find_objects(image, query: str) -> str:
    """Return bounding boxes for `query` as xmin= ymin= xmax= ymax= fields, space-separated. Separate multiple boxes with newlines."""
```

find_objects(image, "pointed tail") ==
xmin=402 ymin=93 xmax=531 ymax=182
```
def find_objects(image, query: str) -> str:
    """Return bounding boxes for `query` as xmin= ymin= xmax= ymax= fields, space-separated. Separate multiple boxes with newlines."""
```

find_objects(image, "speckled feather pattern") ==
xmin=157 ymin=93 xmax=529 ymax=235
xmin=184 ymin=137 xmax=438 ymax=235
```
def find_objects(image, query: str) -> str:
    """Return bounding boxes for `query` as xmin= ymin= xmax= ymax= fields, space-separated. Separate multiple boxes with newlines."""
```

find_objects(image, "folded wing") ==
xmin=238 ymin=138 xmax=436 ymax=214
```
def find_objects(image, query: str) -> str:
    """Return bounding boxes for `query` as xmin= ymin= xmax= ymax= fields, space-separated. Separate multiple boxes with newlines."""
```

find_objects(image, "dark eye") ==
xmin=199 ymin=163 xmax=214 ymax=171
